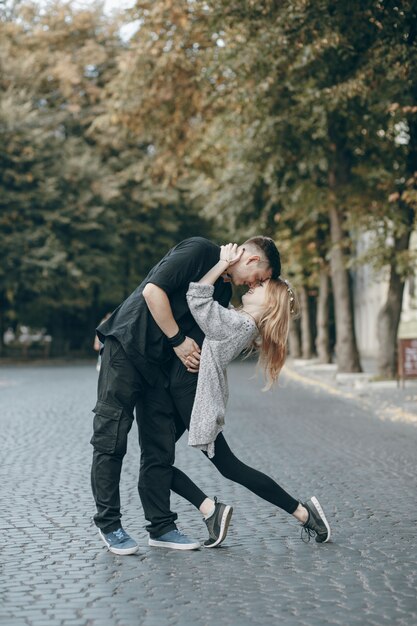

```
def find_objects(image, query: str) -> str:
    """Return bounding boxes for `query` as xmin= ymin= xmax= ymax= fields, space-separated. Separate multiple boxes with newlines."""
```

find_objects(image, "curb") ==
xmin=283 ymin=361 xmax=417 ymax=427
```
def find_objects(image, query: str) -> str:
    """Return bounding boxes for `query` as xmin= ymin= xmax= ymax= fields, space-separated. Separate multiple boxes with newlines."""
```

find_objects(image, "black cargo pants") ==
xmin=90 ymin=336 xmax=179 ymax=538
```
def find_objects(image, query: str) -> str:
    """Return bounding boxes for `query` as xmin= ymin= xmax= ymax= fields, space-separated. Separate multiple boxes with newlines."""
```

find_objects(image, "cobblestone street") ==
xmin=1 ymin=360 xmax=416 ymax=626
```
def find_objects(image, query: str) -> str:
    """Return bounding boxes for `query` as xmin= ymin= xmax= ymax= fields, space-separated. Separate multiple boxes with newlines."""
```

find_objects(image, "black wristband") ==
xmin=167 ymin=330 xmax=185 ymax=348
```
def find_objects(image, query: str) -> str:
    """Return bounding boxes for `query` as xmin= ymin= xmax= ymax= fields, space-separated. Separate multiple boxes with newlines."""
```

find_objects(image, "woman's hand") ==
xmin=196 ymin=242 xmax=244 ymax=286
xmin=220 ymin=243 xmax=244 ymax=267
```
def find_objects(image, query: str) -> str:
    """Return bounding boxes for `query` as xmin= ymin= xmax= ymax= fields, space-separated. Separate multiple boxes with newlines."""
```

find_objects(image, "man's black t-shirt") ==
xmin=97 ymin=237 xmax=232 ymax=383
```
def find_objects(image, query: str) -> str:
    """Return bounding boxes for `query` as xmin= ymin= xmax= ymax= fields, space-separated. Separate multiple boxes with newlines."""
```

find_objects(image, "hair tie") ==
xmin=282 ymin=278 xmax=296 ymax=315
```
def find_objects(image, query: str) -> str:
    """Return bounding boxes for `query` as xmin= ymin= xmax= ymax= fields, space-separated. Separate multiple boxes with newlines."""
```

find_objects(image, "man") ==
xmin=91 ymin=236 xmax=281 ymax=554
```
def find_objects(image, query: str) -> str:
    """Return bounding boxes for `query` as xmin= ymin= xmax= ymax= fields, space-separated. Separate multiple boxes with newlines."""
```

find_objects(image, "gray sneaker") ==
xmin=204 ymin=497 xmax=233 ymax=548
xmin=301 ymin=496 xmax=331 ymax=543
xmin=99 ymin=527 xmax=139 ymax=555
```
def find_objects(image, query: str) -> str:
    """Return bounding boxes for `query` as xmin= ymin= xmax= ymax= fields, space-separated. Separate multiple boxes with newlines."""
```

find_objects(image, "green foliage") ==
xmin=1 ymin=0 xmax=416 ymax=355
xmin=0 ymin=1 xmax=213 ymax=352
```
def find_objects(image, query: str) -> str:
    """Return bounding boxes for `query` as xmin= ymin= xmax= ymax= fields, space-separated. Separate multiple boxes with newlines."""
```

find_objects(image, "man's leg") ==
xmin=136 ymin=371 xmax=200 ymax=549
xmin=90 ymin=337 xmax=144 ymax=553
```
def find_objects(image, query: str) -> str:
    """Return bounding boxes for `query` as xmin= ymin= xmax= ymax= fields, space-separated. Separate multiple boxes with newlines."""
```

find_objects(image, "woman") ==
xmin=169 ymin=243 xmax=331 ymax=547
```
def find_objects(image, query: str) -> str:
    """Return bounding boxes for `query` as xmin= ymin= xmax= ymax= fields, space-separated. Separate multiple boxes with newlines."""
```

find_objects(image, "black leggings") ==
xmin=169 ymin=361 xmax=299 ymax=516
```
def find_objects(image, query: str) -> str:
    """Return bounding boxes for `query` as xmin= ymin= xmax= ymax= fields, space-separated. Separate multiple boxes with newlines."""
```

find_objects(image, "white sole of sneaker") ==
xmin=310 ymin=496 xmax=331 ymax=543
xmin=148 ymin=538 xmax=200 ymax=550
xmin=204 ymin=505 xmax=233 ymax=548
xmin=98 ymin=529 xmax=139 ymax=555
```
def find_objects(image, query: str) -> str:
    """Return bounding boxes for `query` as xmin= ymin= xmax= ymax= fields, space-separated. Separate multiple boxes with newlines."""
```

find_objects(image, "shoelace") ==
xmin=113 ymin=528 xmax=126 ymax=541
xmin=301 ymin=526 xmax=316 ymax=544
xmin=172 ymin=530 xmax=186 ymax=538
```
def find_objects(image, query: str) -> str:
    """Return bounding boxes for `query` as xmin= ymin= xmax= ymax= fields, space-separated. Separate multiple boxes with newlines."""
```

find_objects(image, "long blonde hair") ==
xmin=256 ymin=278 xmax=299 ymax=390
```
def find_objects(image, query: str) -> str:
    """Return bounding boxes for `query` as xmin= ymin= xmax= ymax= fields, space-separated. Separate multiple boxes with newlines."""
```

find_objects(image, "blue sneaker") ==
xmin=99 ymin=527 xmax=139 ymax=555
xmin=148 ymin=529 xmax=200 ymax=550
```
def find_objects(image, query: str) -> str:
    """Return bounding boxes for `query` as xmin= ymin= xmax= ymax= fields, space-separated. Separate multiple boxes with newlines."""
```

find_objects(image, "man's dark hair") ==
xmin=244 ymin=236 xmax=281 ymax=279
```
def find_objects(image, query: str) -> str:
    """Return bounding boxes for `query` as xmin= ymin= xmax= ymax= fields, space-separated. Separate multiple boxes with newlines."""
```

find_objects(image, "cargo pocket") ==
xmin=91 ymin=400 xmax=123 ymax=454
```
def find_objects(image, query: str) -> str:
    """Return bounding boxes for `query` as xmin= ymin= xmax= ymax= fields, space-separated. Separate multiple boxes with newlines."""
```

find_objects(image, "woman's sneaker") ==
xmin=99 ymin=527 xmax=139 ymax=555
xmin=301 ymin=496 xmax=331 ymax=543
xmin=204 ymin=497 xmax=233 ymax=548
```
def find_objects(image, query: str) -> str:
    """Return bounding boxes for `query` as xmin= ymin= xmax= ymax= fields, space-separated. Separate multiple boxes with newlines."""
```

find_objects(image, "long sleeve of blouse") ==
xmin=186 ymin=282 xmax=258 ymax=457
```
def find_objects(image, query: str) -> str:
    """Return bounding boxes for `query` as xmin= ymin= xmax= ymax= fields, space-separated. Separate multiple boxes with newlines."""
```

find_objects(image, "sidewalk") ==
xmin=284 ymin=356 xmax=417 ymax=426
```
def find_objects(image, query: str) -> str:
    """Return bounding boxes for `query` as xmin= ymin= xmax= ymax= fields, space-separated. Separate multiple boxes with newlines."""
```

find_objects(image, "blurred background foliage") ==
xmin=1 ymin=0 xmax=416 ymax=374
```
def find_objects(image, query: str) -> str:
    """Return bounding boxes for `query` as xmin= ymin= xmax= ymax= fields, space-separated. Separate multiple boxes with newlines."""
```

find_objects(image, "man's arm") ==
xmin=142 ymin=283 xmax=201 ymax=372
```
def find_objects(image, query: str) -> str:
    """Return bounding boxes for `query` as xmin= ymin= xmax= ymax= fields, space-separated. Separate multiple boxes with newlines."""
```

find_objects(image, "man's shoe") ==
xmin=204 ymin=497 xmax=233 ymax=548
xmin=98 ymin=527 xmax=139 ymax=555
xmin=301 ymin=496 xmax=331 ymax=544
xmin=148 ymin=529 xmax=200 ymax=550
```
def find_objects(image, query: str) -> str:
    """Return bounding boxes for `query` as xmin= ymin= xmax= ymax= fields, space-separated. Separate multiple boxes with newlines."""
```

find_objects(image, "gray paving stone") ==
xmin=1 ymin=362 xmax=417 ymax=626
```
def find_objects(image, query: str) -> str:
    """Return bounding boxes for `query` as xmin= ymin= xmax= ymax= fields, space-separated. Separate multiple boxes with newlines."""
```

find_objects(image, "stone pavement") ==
xmin=285 ymin=357 xmax=417 ymax=426
xmin=1 ymin=360 xmax=416 ymax=626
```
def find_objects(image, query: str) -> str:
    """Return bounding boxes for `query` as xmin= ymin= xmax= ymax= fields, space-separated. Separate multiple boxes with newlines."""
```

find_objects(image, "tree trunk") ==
xmin=288 ymin=317 xmax=301 ymax=358
xmin=48 ymin=312 xmax=69 ymax=356
xmin=377 ymin=67 xmax=417 ymax=376
xmin=328 ymin=203 xmax=362 ymax=372
xmin=377 ymin=271 xmax=406 ymax=378
xmin=88 ymin=283 xmax=101 ymax=352
xmin=0 ymin=290 xmax=5 ymax=357
xmin=377 ymin=219 xmax=414 ymax=378
xmin=327 ymin=115 xmax=362 ymax=372
xmin=315 ymin=266 xmax=332 ymax=363
xmin=299 ymin=285 xmax=313 ymax=359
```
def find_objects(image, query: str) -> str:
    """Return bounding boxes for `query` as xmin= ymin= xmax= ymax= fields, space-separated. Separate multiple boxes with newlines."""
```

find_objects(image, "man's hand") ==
xmin=173 ymin=337 xmax=201 ymax=373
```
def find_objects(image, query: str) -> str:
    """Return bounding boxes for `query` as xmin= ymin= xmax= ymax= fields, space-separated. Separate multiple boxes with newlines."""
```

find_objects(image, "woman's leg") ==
xmin=209 ymin=433 xmax=299 ymax=514
xmin=171 ymin=466 xmax=207 ymax=509
xmin=170 ymin=361 xmax=331 ymax=541
xmin=170 ymin=359 xmax=299 ymax=516
xmin=170 ymin=407 xmax=210 ymax=510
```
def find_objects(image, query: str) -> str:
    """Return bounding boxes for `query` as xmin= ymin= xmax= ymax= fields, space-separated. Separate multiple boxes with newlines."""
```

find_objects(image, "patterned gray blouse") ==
xmin=186 ymin=282 xmax=259 ymax=458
